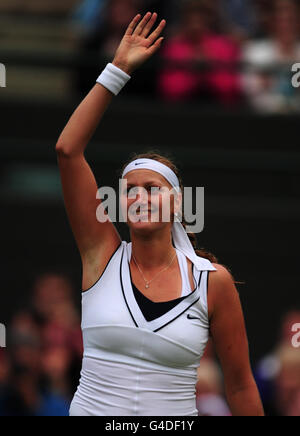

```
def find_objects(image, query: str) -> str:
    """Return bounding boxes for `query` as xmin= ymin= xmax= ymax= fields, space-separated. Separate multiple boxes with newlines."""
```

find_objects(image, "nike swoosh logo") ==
xmin=135 ymin=162 xmax=145 ymax=166
xmin=187 ymin=314 xmax=200 ymax=320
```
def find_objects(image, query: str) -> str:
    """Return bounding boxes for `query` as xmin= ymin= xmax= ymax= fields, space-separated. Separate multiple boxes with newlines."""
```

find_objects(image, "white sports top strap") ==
xmin=176 ymin=249 xmax=194 ymax=297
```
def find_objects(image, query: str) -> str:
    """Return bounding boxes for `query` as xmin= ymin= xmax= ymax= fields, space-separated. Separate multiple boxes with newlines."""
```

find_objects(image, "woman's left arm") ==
xmin=207 ymin=264 xmax=265 ymax=416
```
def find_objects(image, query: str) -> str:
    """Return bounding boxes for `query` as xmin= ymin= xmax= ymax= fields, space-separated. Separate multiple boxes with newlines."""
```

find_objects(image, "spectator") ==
xmin=31 ymin=272 xmax=83 ymax=393
xmin=273 ymin=344 xmax=300 ymax=416
xmin=0 ymin=349 xmax=10 ymax=409
xmin=242 ymin=0 xmax=300 ymax=113
xmin=0 ymin=366 xmax=70 ymax=416
xmin=0 ymin=312 xmax=70 ymax=416
xmin=0 ymin=272 xmax=84 ymax=415
xmin=30 ymin=273 xmax=83 ymax=358
xmin=196 ymin=358 xmax=231 ymax=416
xmin=157 ymin=0 xmax=242 ymax=105
xmin=30 ymin=273 xmax=74 ymax=324
xmin=9 ymin=311 xmax=42 ymax=376
xmin=0 ymin=350 xmax=10 ymax=387
xmin=254 ymin=310 xmax=300 ymax=415
xmin=40 ymin=346 xmax=73 ymax=400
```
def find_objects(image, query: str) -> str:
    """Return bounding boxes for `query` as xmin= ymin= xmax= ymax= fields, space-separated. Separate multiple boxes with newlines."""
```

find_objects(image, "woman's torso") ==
xmin=70 ymin=241 xmax=213 ymax=416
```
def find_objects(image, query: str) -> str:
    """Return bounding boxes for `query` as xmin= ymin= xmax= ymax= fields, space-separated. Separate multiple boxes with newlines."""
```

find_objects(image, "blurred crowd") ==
xmin=0 ymin=273 xmax=82 ymax=416
xmin=0 ymin=271 xmax=299 ymax=416
xmin=1 ymin=0 xmax=300 ymax=112
xmin=71 ymin=0 xmax=300 ymax=113
xmin=197 ymin=310 xmax=300 ymax=416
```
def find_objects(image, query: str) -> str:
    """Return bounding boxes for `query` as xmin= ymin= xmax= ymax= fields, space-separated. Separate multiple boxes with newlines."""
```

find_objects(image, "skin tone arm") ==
xmin=208 ymin=264 xmax=265 ymax=416
xmin=55 ymin=13 xmax=166 ymax=290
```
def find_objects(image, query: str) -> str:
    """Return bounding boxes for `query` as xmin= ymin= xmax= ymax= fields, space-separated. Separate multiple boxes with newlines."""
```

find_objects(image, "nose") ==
xmin=135 ymin=187 xmax=149 ymax=207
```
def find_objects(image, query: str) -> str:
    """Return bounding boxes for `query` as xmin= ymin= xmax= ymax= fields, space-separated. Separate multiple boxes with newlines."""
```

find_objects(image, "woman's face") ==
xmin=120 ymin=169 xmax=181 ymax=233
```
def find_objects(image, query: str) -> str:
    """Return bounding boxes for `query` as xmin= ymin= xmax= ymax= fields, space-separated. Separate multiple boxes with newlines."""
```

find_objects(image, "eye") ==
xmin=149 ymin=186 xmax=160 ymax=193
xmin=126 ymin=186 xmax=139 ymax=196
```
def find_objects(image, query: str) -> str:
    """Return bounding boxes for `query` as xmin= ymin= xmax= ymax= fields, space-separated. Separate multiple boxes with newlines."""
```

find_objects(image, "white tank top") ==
xmin=69 ymin=241 xmax=215 ymax=416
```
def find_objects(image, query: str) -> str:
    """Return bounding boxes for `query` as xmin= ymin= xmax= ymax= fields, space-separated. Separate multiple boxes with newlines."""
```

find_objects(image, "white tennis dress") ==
xmin=69 ymin=240 xmax=216 ymax=416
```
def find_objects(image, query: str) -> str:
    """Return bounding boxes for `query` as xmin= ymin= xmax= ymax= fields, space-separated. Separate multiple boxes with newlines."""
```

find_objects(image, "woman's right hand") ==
xmin=112 ymin=12 xmax=166 ymax=75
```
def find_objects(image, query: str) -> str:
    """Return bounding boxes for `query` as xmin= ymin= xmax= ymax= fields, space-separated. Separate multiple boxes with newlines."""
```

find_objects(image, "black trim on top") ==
xmin=197 ymin=270 xmax=203 ymax=288
xmin=81 ymin=241 xmax=122 ymax=293
xmin=119 ymin=248 xmax=138 ymax=327
xmin=198 ymin=270 xmax=206 ymax=307
xmin=120 ymin=246 xmax=205 ymax=331
xmin=153 ymin=297 xmax=200 ymax=332
xmin=132 ymin=282 xmax=187 ymax=322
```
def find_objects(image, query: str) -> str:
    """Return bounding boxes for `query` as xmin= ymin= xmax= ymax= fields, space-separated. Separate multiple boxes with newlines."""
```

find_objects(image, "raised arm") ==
xmin=55 ymin=12 xmax=166 ymax=290
xmin=207 ymin=264 xmax=265 ymax=416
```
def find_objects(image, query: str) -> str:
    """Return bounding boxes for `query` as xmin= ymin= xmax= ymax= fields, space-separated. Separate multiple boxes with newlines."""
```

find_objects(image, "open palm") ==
xmin=112 ymin=12 xmax=166 ymax=75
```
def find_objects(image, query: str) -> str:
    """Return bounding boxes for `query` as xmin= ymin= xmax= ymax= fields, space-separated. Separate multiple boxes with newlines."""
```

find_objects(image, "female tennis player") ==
xmin=56 ymin=12 xmax=264 ymax=416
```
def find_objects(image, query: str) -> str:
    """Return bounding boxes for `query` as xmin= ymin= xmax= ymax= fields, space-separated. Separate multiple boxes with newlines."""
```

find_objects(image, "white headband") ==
xmin=122 ymin=158 xmax=216 ymax=272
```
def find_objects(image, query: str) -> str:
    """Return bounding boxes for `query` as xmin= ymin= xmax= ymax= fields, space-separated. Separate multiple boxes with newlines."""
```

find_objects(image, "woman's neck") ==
xmin=130 ymin=229 xmax=176 ymax=270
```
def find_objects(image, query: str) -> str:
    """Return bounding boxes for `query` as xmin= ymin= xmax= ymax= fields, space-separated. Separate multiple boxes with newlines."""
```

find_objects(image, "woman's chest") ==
xmin=128 ymin=259 xmax=196 ymax=302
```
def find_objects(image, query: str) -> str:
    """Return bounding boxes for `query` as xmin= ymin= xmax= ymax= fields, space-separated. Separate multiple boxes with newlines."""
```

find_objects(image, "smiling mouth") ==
xmin=135 ymin=209 xmax=155 ymax=214
xmin=135 ymin=212 xmax=153 ymax=218
xmin=130 ymin=210 xmax=157 ymax=221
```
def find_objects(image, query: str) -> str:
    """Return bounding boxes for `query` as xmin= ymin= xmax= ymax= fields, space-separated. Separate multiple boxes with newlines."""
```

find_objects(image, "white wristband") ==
xmin=96 ymin=63 xmax=131 ymax=95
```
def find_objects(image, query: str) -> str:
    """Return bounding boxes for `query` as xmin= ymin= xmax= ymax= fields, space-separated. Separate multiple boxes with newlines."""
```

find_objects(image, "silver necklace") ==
xmin=132 ymin=251 xmax=177 ymax=289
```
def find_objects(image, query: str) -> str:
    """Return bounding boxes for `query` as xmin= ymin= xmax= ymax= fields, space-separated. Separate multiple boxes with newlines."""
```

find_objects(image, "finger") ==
xmin=141 ymin=12 xmax=157 ymax=38
xmin=147 ymin=19 xmax=166 ymax=44
xmin=132 ymin=11 xmax=152 ymax=36
xmin=147 ymin=37 xmax=164 ymax=56
xmin=125 ymin=14 xmax=142 ymax=36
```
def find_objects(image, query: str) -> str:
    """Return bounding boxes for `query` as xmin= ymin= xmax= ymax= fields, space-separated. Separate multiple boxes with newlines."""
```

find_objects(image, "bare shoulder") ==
xmin=209 ymin=263 xmax=236 ymax=290
xmin=207 ymin=263 xmax=239 ymax=320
